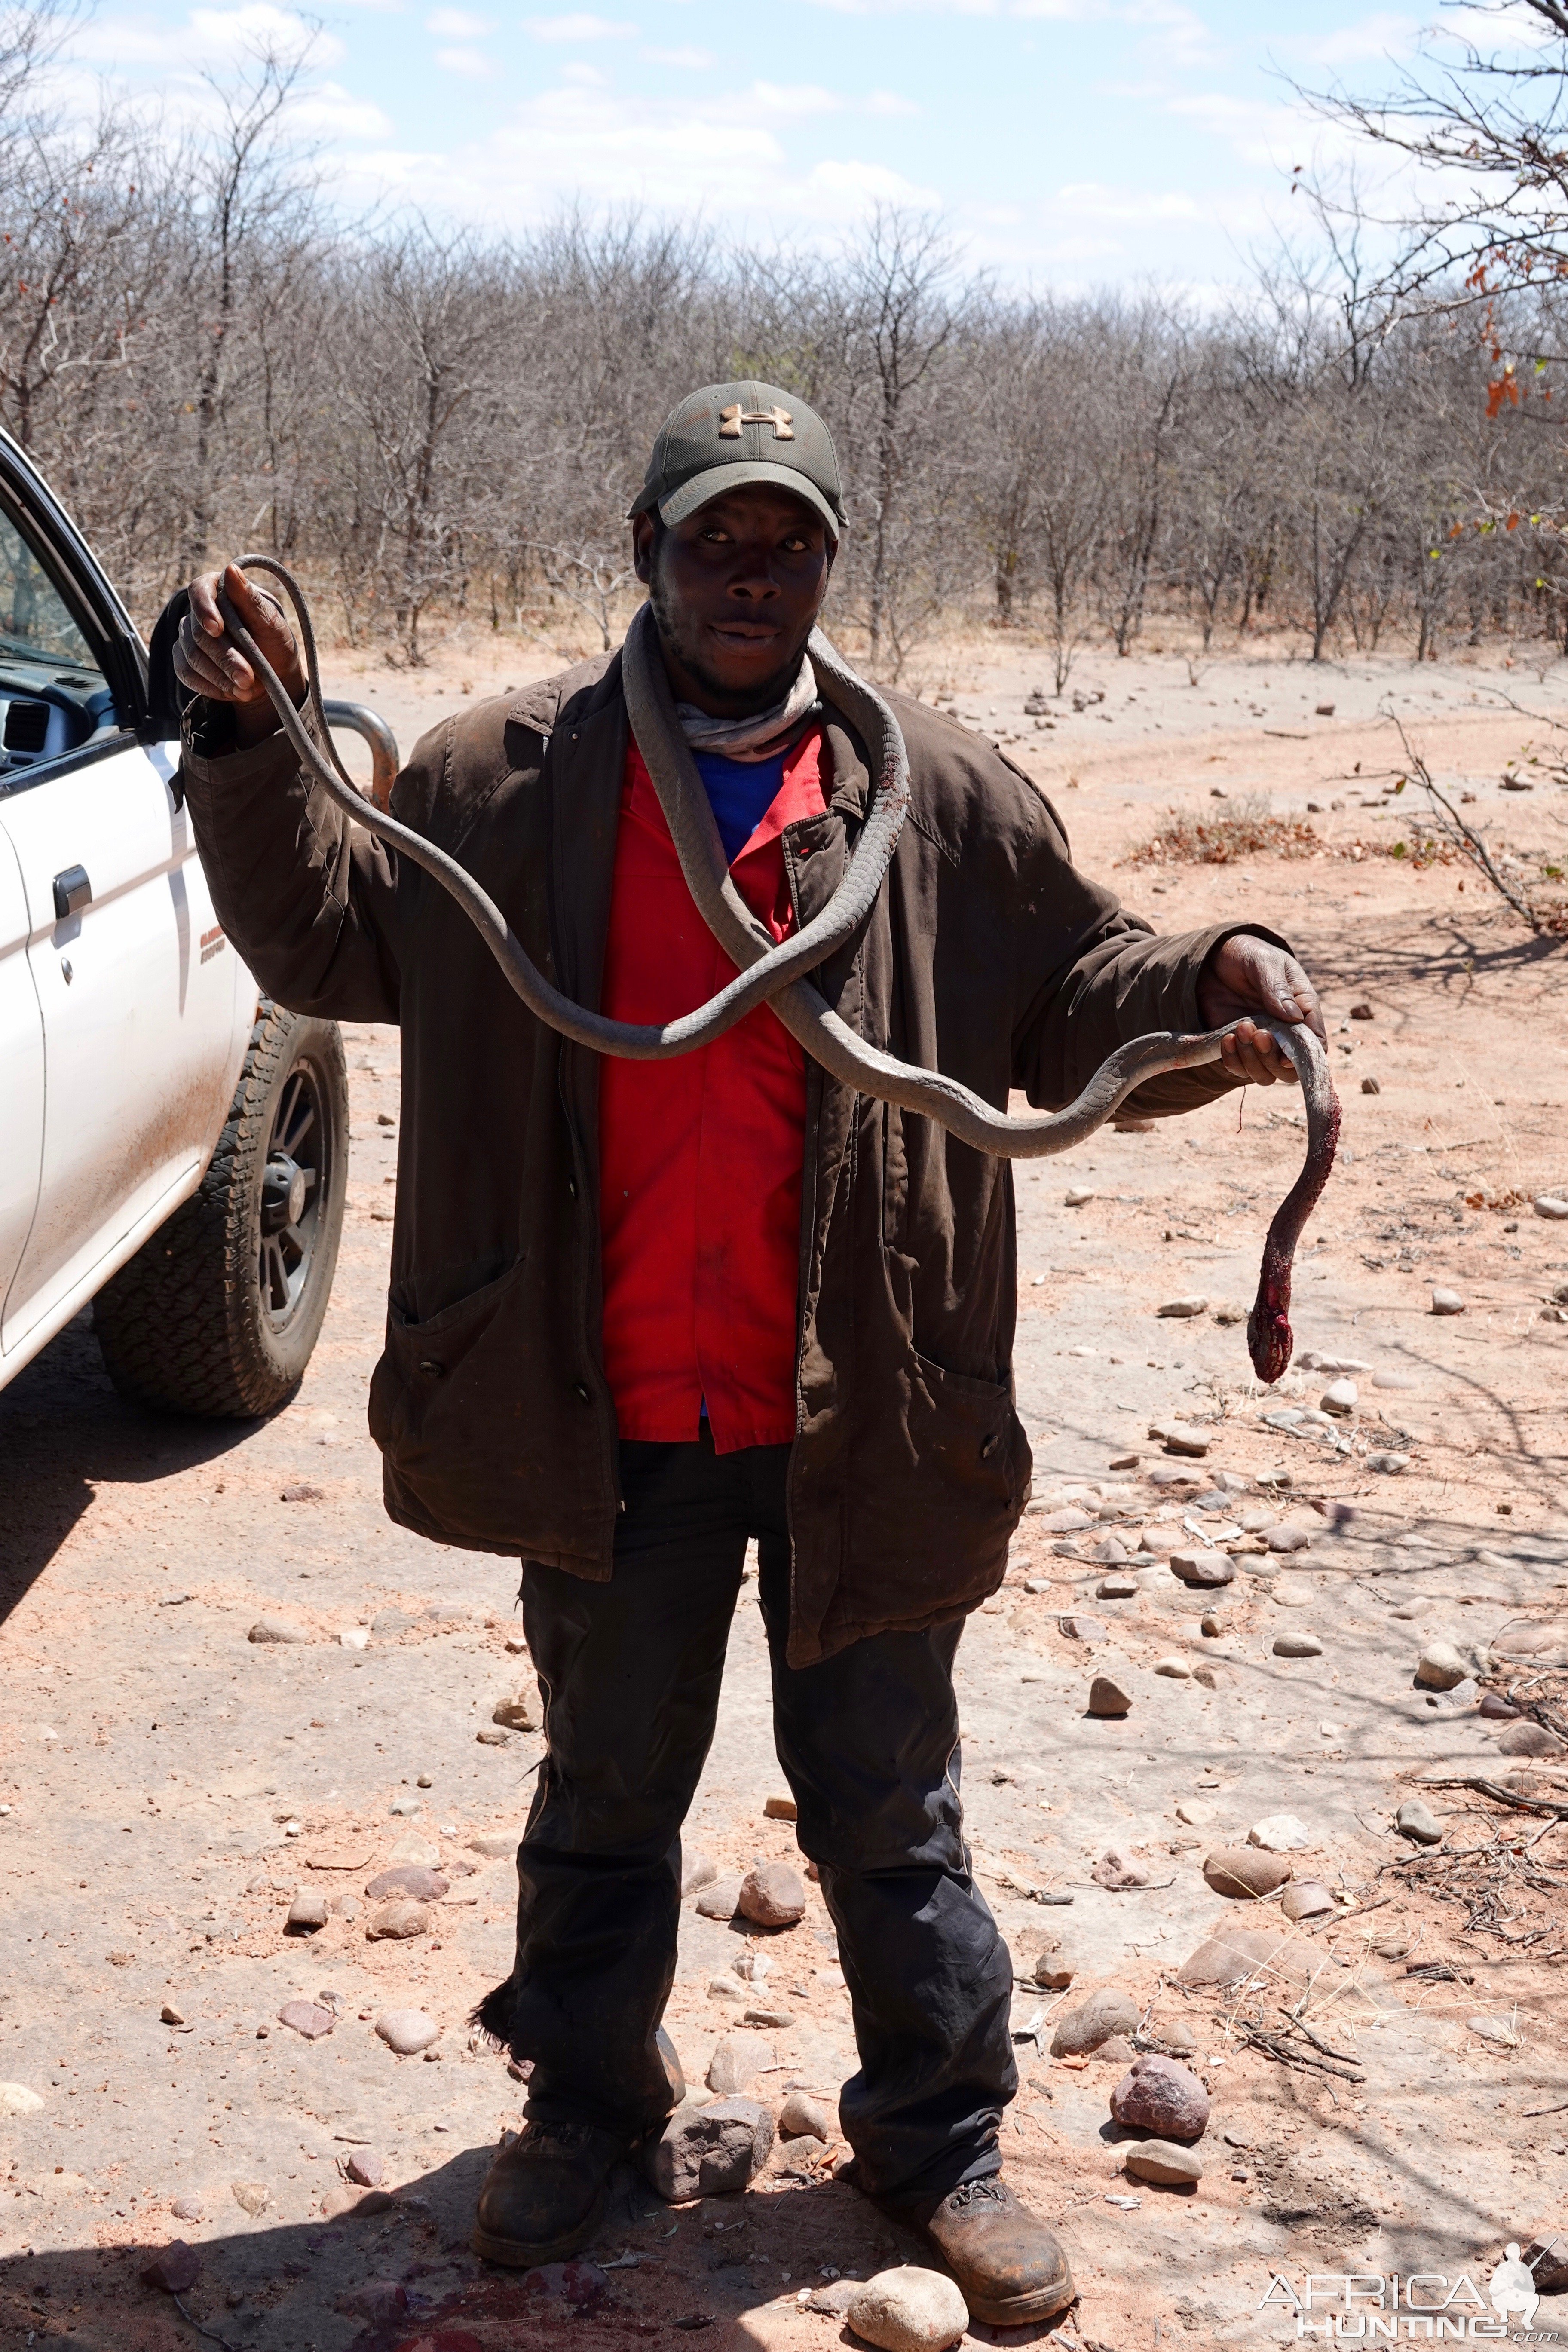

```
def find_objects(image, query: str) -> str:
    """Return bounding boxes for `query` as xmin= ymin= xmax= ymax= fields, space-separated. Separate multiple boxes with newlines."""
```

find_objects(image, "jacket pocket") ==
xmin=369 ymin=1257 xmax=529 ymax=1461
xmin=907 ymin=1348 xmax=1026 ymax=1514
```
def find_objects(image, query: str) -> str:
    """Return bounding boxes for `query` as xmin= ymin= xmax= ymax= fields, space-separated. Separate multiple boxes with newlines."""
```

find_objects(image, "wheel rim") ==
xmin=257 ymin=1057 xmax=330 ymax=1332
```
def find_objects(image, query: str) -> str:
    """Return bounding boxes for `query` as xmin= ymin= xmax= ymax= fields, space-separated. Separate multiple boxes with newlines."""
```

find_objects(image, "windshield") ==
xmin=0 ymin=514 xmax=97 ymax=670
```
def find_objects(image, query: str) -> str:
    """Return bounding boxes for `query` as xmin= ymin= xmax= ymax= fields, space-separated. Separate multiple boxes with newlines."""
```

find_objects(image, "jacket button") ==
xmin=980 ymin=1433 xmax=998 ymax=1459
xmin=420 ymin=1359 xmax=445 ymax=1379
xmin=573 ymin=1381 xmax=591 ymax=1403
xmin=567 ymin=1174 xmax=578 ymax=1199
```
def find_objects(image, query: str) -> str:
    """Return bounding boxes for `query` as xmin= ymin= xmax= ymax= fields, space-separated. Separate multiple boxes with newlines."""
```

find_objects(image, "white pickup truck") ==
xmin=0 ymin=432 xmax=394 ymax=1415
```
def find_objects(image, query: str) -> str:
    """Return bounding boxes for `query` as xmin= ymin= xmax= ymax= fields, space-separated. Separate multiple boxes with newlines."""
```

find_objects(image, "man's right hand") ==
xmin=174 ymin=562 xmax=307 ymax=750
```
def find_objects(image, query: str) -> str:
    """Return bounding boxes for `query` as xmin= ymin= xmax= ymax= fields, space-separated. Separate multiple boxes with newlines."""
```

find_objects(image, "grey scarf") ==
xmin=674 ymin=656 xmax=820 ymax=763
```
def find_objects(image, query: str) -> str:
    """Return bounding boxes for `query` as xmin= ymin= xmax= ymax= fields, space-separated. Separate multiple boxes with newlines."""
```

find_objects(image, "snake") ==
xmin=210 ymin=557 xmax=1340 ymax=1383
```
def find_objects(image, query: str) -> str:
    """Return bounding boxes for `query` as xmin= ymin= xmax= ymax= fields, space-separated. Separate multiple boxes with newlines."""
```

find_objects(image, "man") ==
xmin=171 ymin=381 xmax=1324 ymax=2324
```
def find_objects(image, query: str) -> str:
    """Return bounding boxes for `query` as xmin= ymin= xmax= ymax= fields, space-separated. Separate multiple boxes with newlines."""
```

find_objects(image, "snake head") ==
xmin=1247 ymin=1287 xmax=1293 ymax=1385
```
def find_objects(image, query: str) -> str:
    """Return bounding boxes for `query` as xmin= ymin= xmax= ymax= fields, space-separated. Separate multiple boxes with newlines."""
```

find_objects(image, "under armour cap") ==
xmin=630 ymin=380 xmax=845 ymax=540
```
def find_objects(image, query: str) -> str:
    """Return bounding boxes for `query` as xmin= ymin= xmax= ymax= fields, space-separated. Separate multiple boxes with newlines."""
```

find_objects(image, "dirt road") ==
xmin=2 ymin=638 xmax=1565 ymax=2351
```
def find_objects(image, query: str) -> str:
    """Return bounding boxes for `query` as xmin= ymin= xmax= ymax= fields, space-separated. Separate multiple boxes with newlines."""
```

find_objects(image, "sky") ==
xmin=59 ymin=0 xmax=1490 ymax=285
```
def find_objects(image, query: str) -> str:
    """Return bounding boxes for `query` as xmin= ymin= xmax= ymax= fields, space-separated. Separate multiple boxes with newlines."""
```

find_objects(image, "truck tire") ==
xmin=93 ymin=1002 xmax=349 ymax=1417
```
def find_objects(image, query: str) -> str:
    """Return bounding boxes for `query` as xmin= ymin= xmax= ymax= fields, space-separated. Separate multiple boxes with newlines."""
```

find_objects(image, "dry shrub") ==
xmin=1124 ymin=795 xmax=1319 ymax=867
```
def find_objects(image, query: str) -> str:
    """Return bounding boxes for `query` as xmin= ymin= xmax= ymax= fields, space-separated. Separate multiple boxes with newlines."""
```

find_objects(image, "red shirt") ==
xmin=597 ymin=730 xmax=829 ymax=1450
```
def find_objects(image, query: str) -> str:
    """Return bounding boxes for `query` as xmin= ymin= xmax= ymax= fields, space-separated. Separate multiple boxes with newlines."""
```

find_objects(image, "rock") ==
xmin=491 ymin=1691 xmax=539 ymax=1731
xmin=374 ymin=2008 xmax=438 ymax=2055
xmin=1416 ymin=1640 xmax=1469 ymax=1690
xmin=388 ymin=1831 xmax=439 ymax=1866
xmin=339 ymin=1627 xmax=370 ymax=1650
xmin=248 ymin=1617 xmax=308 ymax=1645
xmin=521 ymin=2260 xmax=608 ymax=2313
xmin=1030 ymin=1936 xmax=1076 ymax=1989
xmin=1088 ymin=1669 xmax=1133 ymax=1717
xmin=469 ymin=1831 xmax=515 ymax=1859
xmin=366 ymin=1899 xmax=428 ymax=1940
xmin=1281 ymin=1880 xmax=1335 ymax=1921
xmin=1368 ymin=1452 xmax=1411 ymax=1474
xmin=1110 ymin=2052 xmax=1210 ymax=2141
xmin=1396 ymin=1799 xmax=1444 ymax=1845
xmin=1525 ymin=2233 xmax=1568 ymax=2294
xmin=708 ymin=1974 xmax=747 ymax=2004
xmin=808 ymin=2278 xmax=862 ymax=2317
xmin=1152 ymin=1657 xmax=1192 ymax=1680
xmin=1534 ymin=1195 xmax=1568 ymax=1220
xmin=738 ymin=1862 xmax=806 ymax=1928
xmin=763 ymin=1792 xmax=798 ymax=1821
xmin=1479 ymin=1693 xmax=1520 ymax=1720
xmin=1059 ymin=1612 xmax=1108 ymax=1642
xmin=344 ymin=2148 xmax=385 ymax=2187
xmin=1175 ymin=1800 xmax=1214 ymax=1827
xmin=695 ymin=1875 xmax=743 ymax=1920
xmin=645 ymin=2095 xmax=774 ymax=2200
xmin=286 ymin=1890 xmax=328 ymax=1933
xmin=846 ymin=2267 xmax=970 ymax=2352
xmin=1265 ymin=1523 xmax=1311 ymax=1553
xmin=1200 ymin=1610 xmax=1226 ymax=1638
xmin=1162 ymin=2020 xmax=1199 ymax=2055
xmin=1204 ymin=1846 xmax=1292 ymax=1899
xmin=338 ymin=2280 xmax=410 ymax=2322
xmin=371 ymin=1608 xmax=413 ymax=1634
xmin=1270 ymin=1576 xmax=1314 ymax=1609
xmin=141 ymin=2241 xmax=202 ymax=2293
xmin=1149 ymin=1420 xmax=1210 ymax=1456
xmin=1050 ymin=1988 xmax=1139 ymax=2057
xmin=779 ymin=2089 xmax=832 ymax=2141
xmin=1093 ymin=1850 xmax=1151 ymax=1887
xmin=1361 ymin=1075 xmax=1381 ymax=1095
xmin=160 ymin=2003 xmax=186 ymax=2026
xmin=1248 ymin=1814 xmax=1314 ymax=1853
xmin=1320 ymin=1379 xmax=1358 ymax=1417
xmin=1122 ymin=2139 xmax=1204 ymax=2187
xmin=231 ymin=2181 xmax=270 ymax=2217
xmin=1065 ymin=1184 xmax=1096 ymax=1207
xmin=1170 ymin=1550 xmax=1235 ymax=1588
xmin=1157 ymin=1297 xmax=1208 ymax=1319
xmin=1097 ymin=1571 xmax=1139 ymax=1599
xmin=388 ymin=1796 xmax=423 ymax=1816
xmin=1177 ymin=1926 xmax=1296 ymax=1986
xmin=1496 ymin=1720 xmax=1567 ymax=1758
xmin=0 ymin=2082 xmax=44 ymax=2115
xmin=170 ymin=2197 xmax=202 ymax=2222
xmin=1042 ymin=1506 xmax=1096 ymax=1532
xmin=476 ymin=1726 xmax=511 ymax=1745
xmin=277 ymin=2000 xmax=334 ymax=2040
xmin=1431 ymin=1287 xmax=1465 ymax=1316
xmin=365 ymin=1866 xmax=447 ymax=1902
xmin=707 ymin=2029 xmax=774 ymax=2094
xmin=681 ymin=1850 xmax=719 ymax=1896
xmin=1273 ymin=1632 xmax=1324 ymax=1658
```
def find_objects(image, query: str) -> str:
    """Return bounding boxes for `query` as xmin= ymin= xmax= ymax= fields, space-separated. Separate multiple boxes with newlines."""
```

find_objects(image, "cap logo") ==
xmin=717 ymin=402 xmax=795 ymax=441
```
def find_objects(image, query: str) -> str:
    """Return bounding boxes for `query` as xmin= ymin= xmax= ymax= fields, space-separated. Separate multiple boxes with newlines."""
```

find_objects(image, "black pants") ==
xmin=496 ymin=1433 xmax=1017 ymax=2206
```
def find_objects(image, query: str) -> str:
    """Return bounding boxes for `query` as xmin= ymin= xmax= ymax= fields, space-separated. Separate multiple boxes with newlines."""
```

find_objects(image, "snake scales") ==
xmin=212 ymin=559 xmax=1340 ymax=1384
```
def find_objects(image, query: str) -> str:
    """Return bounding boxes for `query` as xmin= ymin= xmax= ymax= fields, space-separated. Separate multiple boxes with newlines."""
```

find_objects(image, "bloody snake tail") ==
xmin=216 ymin=556 xmax=1341 ymax=1391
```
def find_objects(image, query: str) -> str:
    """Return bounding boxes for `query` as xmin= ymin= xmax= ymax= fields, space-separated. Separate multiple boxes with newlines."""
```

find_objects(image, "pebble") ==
xmin=1320 ymin=1379 xmax=1358 ymax=1417
xmin=1122 ymin=2139 xmax=1204 ymax=2187
xmin=1097 ymin=1571 xmax=1140 ymax=1599
xmin=1281 ymin=1880 xmax=1336 ymax=1921
xmin=476 ymin=1726 xmax=511 ymax=1745
xmin=346 ymin=2149 xmax=385 ymax=2187
xmin=779 ymin=2089 xmax=832 ymax=2141
xmin=339 ymin=1628 xmax=370 ymax=1650
xmin=169 ymin=2196 xmax=202 ymax=2222
xmin=0 ymin=2083 xmax=43 ymax=2115
xmin=1152 ymin=1657 xmax=1192 ymax=1680
xmin=277 ymin=2000 xmax=334 ymax=2040
xmin=371 ymin=1608 xmax=413 ymax=1634
xmin=375 ymin=2008 xmax=439 ymax=2055
xmin=141 ymin=2241 xmax=202 ymax=2294
xmin=1111 ymin=2052 xmax=1210 ymax=2140
xmin=1150 ymin=1420 xmax=1210 ymax=1456
xmin=1177 ymin=1926 xmax=1294 ymax=1986
xmin=1065 ymin=1184 xmax=1096 ymax=1207
xmin=737 ymin=1861 xmax=806 ymax=1928
xmin=846 ymin=2268 xmax=970 ymax=2352
xmin=1265 ymin=1524 xmax=1311 ymax=1554
xmin=491 ymin=1691 xmax=540 ymax=1731
xmin=232 ymin=2180 xmax=270 ymax=2217
xmin=1368 ymin=1452 xmax=1411 ymax=1474
xmin=1088 ymin=1668 xmax=1133 ymax=1717
xmin=808 ymin=2278 xmax=862 ymax=2317
xmin=695 ymin=1875 xmax=743 ymax=1920
xmin=1093 ymin=1849 xmax=1152 ymax=1886
xmin=1031 ymin=1934 xmax=1077 ymax=1989
xmin=1526 ymin=2234 xmax=1568 ymax=2294
xmin=1431 ymin=1288 xmax=1465 ymax=1316
xmin=388 ymin=1796 xmax=423 ymax=1816
xmin=1248 ymin=1814 xmax=1314 ymax=1853
xmin=368 ymin=1865 xmax=449 ymax=1904
xmin=1175 ymin=1800 xmax=1213 ymax=1826
xmin=1361 ymin=1074 xmax=1381 ymax=1094
xmin=646 ymin=2095 xmax=774 ymax=2201
xmin=1271 ymin=1577 xmax=1314 ymax=1609
xmin=469 ymin=1831 xmax=515 ymax=1859
xmin=681 ymin=1850 xmax=719 ymax=1896
xmin=706 ymin=2028 xmax=774 ymax=2094
xmin=1043 ymin=1506 xmax=1096 ymax=1532
xmin=1396 ymin=1799 xmax=1444 ymax=1845
xmin=1273 ymin=1632 xmax=1324 ymax=1658
xmin=286 ymin=1890 xmax=328 ymax=1933
xmin=1059 ymin=1612 xmax=1109 ymax=1642
xmin=248 ymin=1617 xmax=309 ymax=1645
xmin=708 ymin=1975 xmax=747 ymax=2004
xmin=366 ymin=1899 xmax=429 ymax=1940
xmin=1204 ymin=1847 xmax=1292 ymax=1899
xmin=1050 ymin=1988 xmax=1139 ymax=2057
xmin=1534 ymin=1196 xmax=1568 ymax=1220
xmin=1169 ymin=1551 xmax=1235 ymax=1588
xmin=1200 ymin=1611 xmax=1226 ymax=1638
xmin=763 ymin=1793 xmax=798 ymax=1822
xmin=388 ymin=1833 xmax=439 ymax=1867
xmin=1495 ymin=1720 xmax=1566 ymax=1758
xmin=160 ymin=2003 xmax=186 ymax=2026
xmin=1157 ymin=1298 xmax=1207 ymax=1319
xmin=1416 ymin=1640 xmax=1470 ymax=1690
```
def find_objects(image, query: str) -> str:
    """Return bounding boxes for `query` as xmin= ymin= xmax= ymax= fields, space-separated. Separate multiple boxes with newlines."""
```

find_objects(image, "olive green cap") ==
xmin=629 ymin=380 xmax=845 ymax=540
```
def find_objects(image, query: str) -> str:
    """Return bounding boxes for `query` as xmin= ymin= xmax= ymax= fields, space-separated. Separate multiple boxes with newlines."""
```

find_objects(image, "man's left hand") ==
xmin=1196 ymin=935 xmax=1326 ymax=1087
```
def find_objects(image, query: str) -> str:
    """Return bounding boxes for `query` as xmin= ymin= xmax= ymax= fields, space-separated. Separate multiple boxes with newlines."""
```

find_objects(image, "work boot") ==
xmin=891 ymin=2175 xmax=1077 ymax=2325
xmin=471 ymin=2118 xmax=628 ymax=2267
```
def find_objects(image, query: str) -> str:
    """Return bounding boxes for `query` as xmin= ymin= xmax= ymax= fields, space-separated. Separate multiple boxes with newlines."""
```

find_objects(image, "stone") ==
xmin=645 ymin=2095 xmax=774 ymax=2201
xmin=1059 ymin=1612 xmax=1109 ymax=1642
xmin=491 ymin=1690 xmax=540 ymax=1731
xmin=1271 ymin=1576 xmax=1314 ymax=1609
xmin=1111 ymin=2052 xmax=1210 ymax=2140
xmin=1496 ymin=1720 xmax=1567 ymax=1758
xmin=277 ymin=2000 xmax=334 ymax=2040
xmin=779 ymin=2089 xmax=832 ymax=2141
xmin=1150 ymin=1420 xmax=1210 ymax=1456
xmin=388 ymin=1831 xmax=439 ymax=1866
xmin=248 ymin=1617 xmax=308 ymax=1645
xmin=469 ymin=1831 xmax=515 ymax=1859
xmin=1361 ymin=1075 xmax=1381 ymax=1094
xmin=738 ymin=1862 xmax=806 ymax=1928
xmin=1177 ymin=1926 xmax=1296 ymax=1987
xmin=388 ymin=1796 xmax=423 ymax=1816
xmin=1122 ymin=2139 xmax=1204 ymax=2187
xmin=232 ymin=2181 xmax=270 ymax=2217
xmin=1152 ymin=1657 xmax=1192 ymax=1680
xmin=1281 ymin=1880 xmax=1335 ymax=1922
xmin=1204 ymin=1847 xmax=1292 ymax=1899
xmin=1320 ymin=1379 xmax=1358 ymax=1417
xmin=371 ymin=1608 xmax=413 ymax=1634
xmin=366 ymin=1899 xmax=428 ymax=1940
xmin=708 ymin=1975 xmax=746 ymax=2004
xmin=1368 ymin=1452 xmax=1411 ymax=1474
xmin=1050 ymin=1988 xmax=1139 ymax=2057
xmin=1248 ymin=1815 xmax=1314 ymax=1853
xmin=339 ymin=1628 xmax=370 ymax=1650
xmin=0 ymin=2082 xmax=44 ymax=2115
xmin=1170 ymin=1550 xmax=1235 ymax=1588
xmin=846 ymin=2267 xmax=970 ymax=2352
xmin=1088 ymin=1668 xmax=1133 ymax=1717
xmin=808 ymin=2278 xmax=862 ymax=2317
xmin=763 ymin=1792 xmax=798 ymax=1822
xmin=160 ymin=2003 xmax=186 ymax=2026
xmin=1479 ymin=1693 xmax=1520 ymax=1719
xmin=1093 ymin=1849 xmax=1151 ymax=1887
xmin=286 ymin=1890 xmax=328 ymax=1933
xmin=1042 ymin=1506 xmax=1096 ymax=1532
xmin=681 ymin=1850 xmax=719 ymax=1896
xmin=1157 ymin=1297 xmax=1208 ymax=1319
xmin=338 ymin=2281 xmax=410 ymax=2321
xmin=1274 ymin=1632 xmax=1324 ymax=1658
xmin=707 ymin=2029 xmax=775 ymax=2094
xmin=1200 ymin=1611 xmax=1226 ymax=1638
xmin=374 ymin=2008 xmax=438 ymax=2055
xmin=476 ymin=1726 xmax=511 ymax=1745
xmin=346 ymin=2149 xmax=385 ymax=2187
xmin=1534 ymin=1195 xmax=1568 ymax=1220
xmin=1430 ymin=1287 xmax=1465 ymax=1316
xmin=1175 ymin=1800 xmax=1213 ymax=1826
xmin=365 ymin=1866 xmax=448 ymax=1902
xmin=1065 ymin=1184 xmax=1096 ymax=1207
xmin=1097 ymin=1571 xmax=1140 ymax=1599
xmin=1265 ymin=1523 xmax=1311 ymax=1553
xmin=141 ymin=2241 xmax=202 ymax=2293
xmin=1525 ymin=2234 xmax=1568 ymax=2295
xmin=1030 ymin=1936 xmax=1076 ymax=1989
xmin=169 ymin=2197 xmax=202 ymax=2222
xmin=1396 ymin=1799 xmax=1444 ymax=1845
xmin=695 ymin=1876 xmax=743 ymax=1920
xmin=1416 ymin=1640 xmax=1469 ymax=1690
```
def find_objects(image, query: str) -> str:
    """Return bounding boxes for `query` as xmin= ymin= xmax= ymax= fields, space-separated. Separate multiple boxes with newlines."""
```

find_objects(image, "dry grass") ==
xmin=1124 ymin=794 xmax=1320 ymax=867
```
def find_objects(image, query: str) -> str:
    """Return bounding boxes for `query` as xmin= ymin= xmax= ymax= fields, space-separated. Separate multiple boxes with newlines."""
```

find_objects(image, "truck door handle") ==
xmin=52 ymin=864 xmax=92 ymax=919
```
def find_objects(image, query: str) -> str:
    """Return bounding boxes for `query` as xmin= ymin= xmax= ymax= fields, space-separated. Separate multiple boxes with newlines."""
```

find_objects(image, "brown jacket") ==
xmin=180 ymin=648 xmax=1266 ymax=1664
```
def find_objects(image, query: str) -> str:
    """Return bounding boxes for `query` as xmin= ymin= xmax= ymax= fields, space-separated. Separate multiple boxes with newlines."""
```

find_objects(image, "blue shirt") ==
xmin=693 ymin=747 xmax=790 ymax=867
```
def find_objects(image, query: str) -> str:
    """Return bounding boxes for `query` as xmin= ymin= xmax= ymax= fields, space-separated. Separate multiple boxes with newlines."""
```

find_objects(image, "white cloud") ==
xmin=749 ymin=80 xmax=845 ymax=116
xmin=426 ymin=6 xmax=491 ymax=32
xmin=435 ymin=41 xmax=489 ymax=70
xmin=1281 ymin=12 xmax=1420 ymax=68
xmin=524 ymin=12 xmax=635 ymax=37
xmin=76 ymin=3 xmax=344 ymax=72
xmin=292 ymin=77 xmax=394 ymax=135
xmin=640 ymin=42 xmax=715 ymax=66
xmin=1052 ymin=177 xmax=1202 ymax=222
xmin=866 ymin=86 xmax=919 ymax=115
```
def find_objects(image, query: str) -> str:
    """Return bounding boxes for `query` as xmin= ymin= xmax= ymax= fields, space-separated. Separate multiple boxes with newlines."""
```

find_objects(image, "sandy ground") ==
xmin=2 ymin=626 xmax=1567 ymax=2352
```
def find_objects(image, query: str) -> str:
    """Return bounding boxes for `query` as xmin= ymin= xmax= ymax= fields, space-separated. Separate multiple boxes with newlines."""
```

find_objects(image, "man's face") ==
xmin=632 ymin=484 xmax=834 ymax=715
